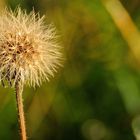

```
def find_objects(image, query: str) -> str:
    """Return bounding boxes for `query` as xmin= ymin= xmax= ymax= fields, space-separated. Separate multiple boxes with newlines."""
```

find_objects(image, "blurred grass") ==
xmin=1 ymin=0 xmax=140 ymax=140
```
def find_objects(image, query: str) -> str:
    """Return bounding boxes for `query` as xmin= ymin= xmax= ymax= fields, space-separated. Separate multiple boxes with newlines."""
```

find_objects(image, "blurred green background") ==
xmin=0 ymin=0 xmax=140 ymax=139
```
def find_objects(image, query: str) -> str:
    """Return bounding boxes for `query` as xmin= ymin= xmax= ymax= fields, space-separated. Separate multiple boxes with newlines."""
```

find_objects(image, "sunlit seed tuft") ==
xmin=0 ymin=7 xmax=62 ymax=87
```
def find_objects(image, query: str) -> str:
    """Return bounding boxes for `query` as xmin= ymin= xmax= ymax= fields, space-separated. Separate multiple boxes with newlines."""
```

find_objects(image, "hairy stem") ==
xmin=15 ymin=82 xmax=27 ymax=140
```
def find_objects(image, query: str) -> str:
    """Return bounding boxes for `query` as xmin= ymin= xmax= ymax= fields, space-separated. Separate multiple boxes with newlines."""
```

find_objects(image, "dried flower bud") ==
xmin=0 ymin=7 xmax=62 ymax=87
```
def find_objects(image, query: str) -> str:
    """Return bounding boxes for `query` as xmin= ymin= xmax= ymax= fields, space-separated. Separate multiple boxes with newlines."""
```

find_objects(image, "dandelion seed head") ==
xmin=0 ymin=7 xmax=62 ymax=87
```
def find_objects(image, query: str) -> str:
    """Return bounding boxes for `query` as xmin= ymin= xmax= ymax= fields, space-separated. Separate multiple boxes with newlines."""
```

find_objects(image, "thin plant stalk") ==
xmin=0 ymin=7 xmax=62 ymax=140
xmin=102 ymin=0 xmax=140 ymax=62
xmin=15 ymin=82 xmax=27 ymax=140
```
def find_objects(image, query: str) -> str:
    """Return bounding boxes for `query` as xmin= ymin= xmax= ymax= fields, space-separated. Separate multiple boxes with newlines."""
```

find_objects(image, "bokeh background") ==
xmin=0 ymin=0 xmax=140 ymax=140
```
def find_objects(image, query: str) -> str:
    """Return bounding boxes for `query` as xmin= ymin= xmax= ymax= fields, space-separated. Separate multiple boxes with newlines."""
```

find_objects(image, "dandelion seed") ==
xmin=0 ymin=7 xmax=63 ymax=140
xmin=0 ymin=7 xmax=62 ymax=88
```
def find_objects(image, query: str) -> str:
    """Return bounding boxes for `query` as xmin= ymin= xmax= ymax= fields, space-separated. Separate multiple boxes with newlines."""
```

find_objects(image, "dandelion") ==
xmin=0 ymin=7 xmax=62 ymax=140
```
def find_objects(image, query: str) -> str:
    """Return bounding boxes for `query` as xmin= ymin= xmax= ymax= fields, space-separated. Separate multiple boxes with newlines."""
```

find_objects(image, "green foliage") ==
xmin=1 ymin=0 xmax=140 ymax=139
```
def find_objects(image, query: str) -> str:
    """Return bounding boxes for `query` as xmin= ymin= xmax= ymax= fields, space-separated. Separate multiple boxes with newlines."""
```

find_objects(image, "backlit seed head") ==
xmin=0 ymin=7 xmax=62 ymax=87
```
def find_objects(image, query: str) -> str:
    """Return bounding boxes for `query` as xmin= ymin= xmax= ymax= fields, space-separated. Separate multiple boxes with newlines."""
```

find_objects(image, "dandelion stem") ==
xmin=15 ymin=82 xmax=27 ymax=140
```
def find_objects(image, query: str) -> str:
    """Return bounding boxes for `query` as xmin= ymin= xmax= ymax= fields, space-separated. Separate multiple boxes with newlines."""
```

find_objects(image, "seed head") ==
xmin=0 ymin=7 xmax=62 ymax=87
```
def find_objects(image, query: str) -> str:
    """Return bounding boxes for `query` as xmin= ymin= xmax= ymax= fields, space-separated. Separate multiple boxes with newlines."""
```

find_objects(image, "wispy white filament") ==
xmin=0 ymin=7 xmax=62 ymax=87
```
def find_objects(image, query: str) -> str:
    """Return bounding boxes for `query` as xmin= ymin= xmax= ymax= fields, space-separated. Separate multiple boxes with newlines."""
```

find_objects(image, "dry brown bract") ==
xmin=0 ymin=7 xmax=62 ymax=87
